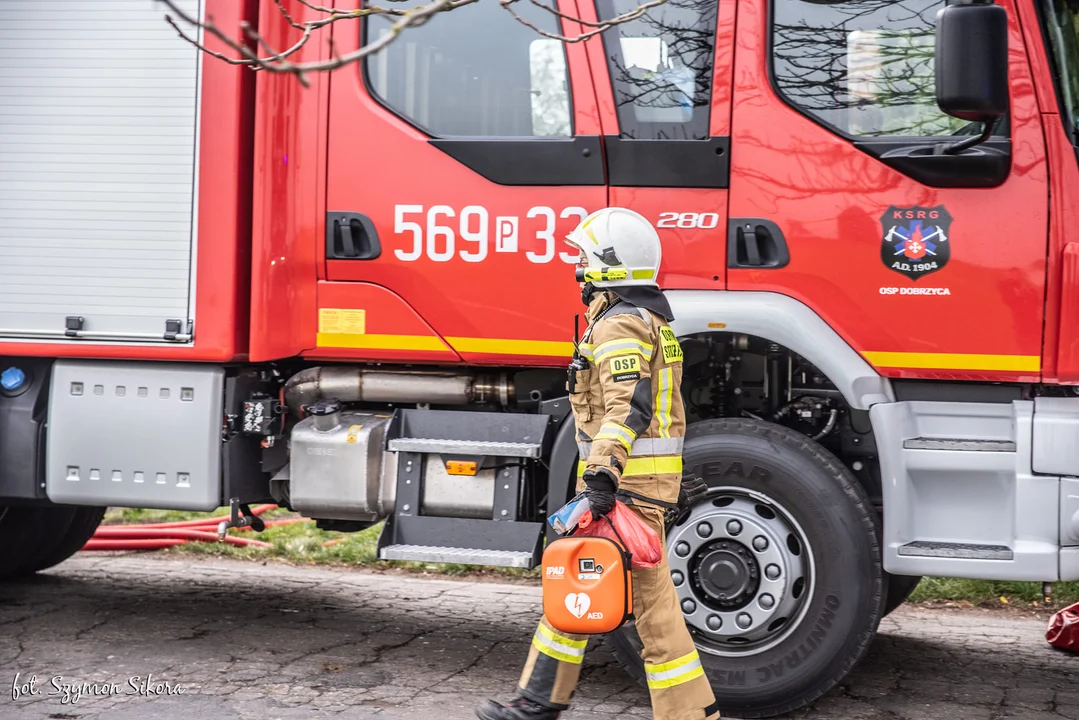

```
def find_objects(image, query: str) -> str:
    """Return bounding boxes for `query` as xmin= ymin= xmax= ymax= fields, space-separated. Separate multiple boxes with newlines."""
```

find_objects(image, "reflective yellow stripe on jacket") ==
xmin=577 ymin=437 xmax=684 ymax=459
xmin=576 ymin=455 xmax=682 ymax=478
xmin=656 ymin=366 xmax=674 ymax=438
xmin=595 ymin=422 xmax=637 ymax=453
xmin=592 ymin=337 xmax=654 ymax=363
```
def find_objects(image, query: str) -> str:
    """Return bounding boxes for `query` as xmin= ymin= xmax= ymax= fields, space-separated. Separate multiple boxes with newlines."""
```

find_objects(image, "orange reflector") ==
xmin=707 ymin=322 xmax=727 ymax=329
xmin=446 ymin=461 xmax=478 ymax=476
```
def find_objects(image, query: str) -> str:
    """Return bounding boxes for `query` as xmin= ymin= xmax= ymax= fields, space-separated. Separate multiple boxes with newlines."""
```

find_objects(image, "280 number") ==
xmin=657 ymin=212 xmax=721 ymax=229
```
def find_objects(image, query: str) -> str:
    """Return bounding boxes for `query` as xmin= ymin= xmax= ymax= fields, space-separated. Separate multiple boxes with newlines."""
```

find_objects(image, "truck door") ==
xmin=726 ymin=0 xmax=1048 ymax=381
xmin=580 ymin=0 xmax=733 ymax=289
xmin=322 ymin=0 xmax=607 ymax=366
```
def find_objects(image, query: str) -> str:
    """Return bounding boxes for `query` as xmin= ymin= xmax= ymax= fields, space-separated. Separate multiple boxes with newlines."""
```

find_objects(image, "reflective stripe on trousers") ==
xmin=645 ymin=650 xmax=706 ymax=689
xmin=532 ymin=623 xmax=586 ymax=665
xmin=577 ymin=436 xmax=684 ymax=460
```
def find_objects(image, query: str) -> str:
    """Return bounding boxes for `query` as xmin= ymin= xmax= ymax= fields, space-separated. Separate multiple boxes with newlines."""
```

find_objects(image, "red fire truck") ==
xmin=1 ymin=0 xmax=1078 ymax=715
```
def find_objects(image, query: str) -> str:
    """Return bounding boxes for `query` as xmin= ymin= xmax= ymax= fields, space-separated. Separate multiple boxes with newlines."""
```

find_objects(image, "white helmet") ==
xmin=564 ymin=207 xmax=662 ymax=288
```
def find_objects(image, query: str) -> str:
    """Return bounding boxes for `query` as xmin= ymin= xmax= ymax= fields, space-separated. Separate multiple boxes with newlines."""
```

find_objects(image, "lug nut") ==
xmin=760 ymin=593 xmax=775 ymax=609
xmin=753 ymin=536 xmax=768 ymax=551
xmin=766 ymin=564 xmax=781 ymax=580
xmin=736 ymin=613 xmax=752 ymax=629
xmin=675 ymin=542 xmax=691 ymax=557
xmin=682 ymin=599 xmax=697 ymax=614
xmin=707 ymin=615 xmax=722 ymax=630
xmin=726 ymin=520 xmax=742 ymax=536
xmin=697 ymin=522 xmax=713 ymax=538
xmin=671 ymin=571 xmax=684 ymax=586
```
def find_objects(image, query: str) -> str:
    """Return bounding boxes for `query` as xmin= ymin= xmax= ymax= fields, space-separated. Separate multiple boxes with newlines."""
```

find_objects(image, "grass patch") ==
xmin=101 ymin=508 xmax=1079 ymax=605
xmin=909 ymin=576 xmax=1079 ymax=608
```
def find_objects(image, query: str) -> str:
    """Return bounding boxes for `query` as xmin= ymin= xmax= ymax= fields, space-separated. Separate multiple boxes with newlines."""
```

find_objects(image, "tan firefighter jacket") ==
xmin=568 ymin=290 xmax=686 ymax=508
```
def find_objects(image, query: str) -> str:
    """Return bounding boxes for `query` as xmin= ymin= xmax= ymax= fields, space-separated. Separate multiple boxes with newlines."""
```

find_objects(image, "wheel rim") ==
xmin=667 ymin=485 xmax=815 ymax=657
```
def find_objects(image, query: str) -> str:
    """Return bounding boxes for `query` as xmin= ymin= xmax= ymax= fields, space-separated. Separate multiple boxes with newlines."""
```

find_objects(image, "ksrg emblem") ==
xmin=880 ymin=205 xmax=952 ymax=281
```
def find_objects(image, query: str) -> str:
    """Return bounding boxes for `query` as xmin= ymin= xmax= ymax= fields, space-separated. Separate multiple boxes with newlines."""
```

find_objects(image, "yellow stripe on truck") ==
xmin=447 ymin=337 xmax=575 ymax=358
xmin=316 ymin=333 xmax=452 ymax=352
xmin=316 ymin=333 xmax=575 ymax=357
xmin=316 ymin=334 xmax=1040 ymax=373
xmin=862 ymin=351 xmax=1041 ymax=373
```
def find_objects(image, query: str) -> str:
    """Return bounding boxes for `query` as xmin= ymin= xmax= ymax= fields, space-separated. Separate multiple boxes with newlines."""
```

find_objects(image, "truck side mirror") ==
xmin=935 ymin=2 xmax=1010 ymax=124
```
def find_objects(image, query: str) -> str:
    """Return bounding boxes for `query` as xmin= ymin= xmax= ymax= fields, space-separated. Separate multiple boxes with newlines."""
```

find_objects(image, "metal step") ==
xmin=387 ymin=438 xmax=542 ymax=458
xmin=903 ymin=437 xmax=1017 ymax=452
xmin=379 ymin=544 xmax=535 ymax=568
xmin=898 ymin=541 xmax=1014 ymax=561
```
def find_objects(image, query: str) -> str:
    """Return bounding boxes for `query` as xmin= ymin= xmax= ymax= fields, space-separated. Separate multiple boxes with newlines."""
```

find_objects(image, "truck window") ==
xmin=1040 ymin=0 xmax=1079 ymax=144
xmin=364 ymin=1 xmax=571 ymax=137
xmin=595 ymin=0 xmax=719 ymax=140
xmin=772 ymin=0 xmax=1000 ymax=138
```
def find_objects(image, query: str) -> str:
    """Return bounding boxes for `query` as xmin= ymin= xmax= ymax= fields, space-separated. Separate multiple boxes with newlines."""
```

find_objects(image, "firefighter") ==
xmin=477 ymin=207 xmax=719 ymax=720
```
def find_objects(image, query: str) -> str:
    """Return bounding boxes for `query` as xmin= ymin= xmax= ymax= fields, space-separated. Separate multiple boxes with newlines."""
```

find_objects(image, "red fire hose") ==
xmin=83 ymin=538 xmax=188 ymax=551
xmin=80 ymin=505 xmax=344 ymax=552
xmin=82 ymin=504 xmax=280 ymax=551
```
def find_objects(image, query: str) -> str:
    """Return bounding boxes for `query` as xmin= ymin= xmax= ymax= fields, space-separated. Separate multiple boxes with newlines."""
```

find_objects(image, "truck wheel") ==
xmin=605 ymin=418 xmax=883 ymax=719
xmin=882 ymin=572 xmax=922 ymax=617
xmin=0 ymin=505 xmax=106 ymax=581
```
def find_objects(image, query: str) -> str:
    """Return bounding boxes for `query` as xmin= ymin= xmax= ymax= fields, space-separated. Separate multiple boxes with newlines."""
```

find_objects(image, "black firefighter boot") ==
xmin=475 ymin=696 xmax=561 ymax=720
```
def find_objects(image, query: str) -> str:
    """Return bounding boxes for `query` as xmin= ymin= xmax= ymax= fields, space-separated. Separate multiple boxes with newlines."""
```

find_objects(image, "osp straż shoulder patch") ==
xmin=659 ymin=326 xmax=683 ymax=364
xmin=609 ymin=355 xmax=641 ymax=382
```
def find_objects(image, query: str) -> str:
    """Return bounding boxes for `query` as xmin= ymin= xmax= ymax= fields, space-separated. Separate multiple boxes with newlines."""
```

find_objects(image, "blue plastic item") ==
xmin=548 ymin=492 xmax=591 ymax=536
xmin=1 ymin=367 xmax=25 ymax=392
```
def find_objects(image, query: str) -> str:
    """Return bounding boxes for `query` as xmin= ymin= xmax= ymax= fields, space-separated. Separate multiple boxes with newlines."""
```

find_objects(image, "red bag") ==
xmin=574 ymin=500 xmax=663 ymax=569
xmin=1046 ymin=601 xmax=1079 ymax=653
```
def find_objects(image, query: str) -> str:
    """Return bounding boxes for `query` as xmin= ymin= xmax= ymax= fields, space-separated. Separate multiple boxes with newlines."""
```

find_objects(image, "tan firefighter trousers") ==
xmin=516 ymin=501 xmax=719 ymax=719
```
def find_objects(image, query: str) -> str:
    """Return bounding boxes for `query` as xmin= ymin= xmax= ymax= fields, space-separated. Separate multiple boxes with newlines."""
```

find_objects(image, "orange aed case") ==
xmin=542 ymin=534 xmax=633 ymax=635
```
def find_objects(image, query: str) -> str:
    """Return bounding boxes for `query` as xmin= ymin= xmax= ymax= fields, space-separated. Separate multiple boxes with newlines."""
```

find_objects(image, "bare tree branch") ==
xmin=154 ymin=0 xmax=671 ymax=87
xmin=506 ymin=0 xmax=669 ymax=34
xmin=499 ymin=0 xmax=668 ymax=43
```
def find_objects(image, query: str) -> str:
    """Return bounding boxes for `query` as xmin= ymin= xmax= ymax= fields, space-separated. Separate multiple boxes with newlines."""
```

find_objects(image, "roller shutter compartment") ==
xmin=0 ymin=0 xmax=202 ymax=344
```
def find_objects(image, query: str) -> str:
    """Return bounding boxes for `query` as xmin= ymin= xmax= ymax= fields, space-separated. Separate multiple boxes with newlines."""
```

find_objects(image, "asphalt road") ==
xmin=0 ymin=555 xmax=1075 ymax=720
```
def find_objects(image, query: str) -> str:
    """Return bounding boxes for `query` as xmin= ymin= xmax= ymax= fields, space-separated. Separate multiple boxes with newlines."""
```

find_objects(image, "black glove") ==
xmin=678 ymin=475 xmax=709 ymax=510
xmin=665 ymin=475 xmax=709 ymax=529
xmin=582 ymin=467 xmax=618 ymax=518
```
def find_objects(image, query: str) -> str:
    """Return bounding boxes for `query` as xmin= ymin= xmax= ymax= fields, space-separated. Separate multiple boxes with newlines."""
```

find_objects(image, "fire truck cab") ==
xmin=2 ymin=0 xmax=1079 ymax=716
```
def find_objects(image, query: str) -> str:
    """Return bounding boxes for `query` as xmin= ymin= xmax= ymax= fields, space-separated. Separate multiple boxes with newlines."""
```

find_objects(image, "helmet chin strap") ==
xmin=580 ymin=281 xmax=598 ymax=307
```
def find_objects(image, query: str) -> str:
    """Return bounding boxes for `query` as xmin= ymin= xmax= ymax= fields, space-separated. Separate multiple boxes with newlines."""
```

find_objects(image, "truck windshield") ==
xmin=1042 ymin=0 xmax=1079 ymax=144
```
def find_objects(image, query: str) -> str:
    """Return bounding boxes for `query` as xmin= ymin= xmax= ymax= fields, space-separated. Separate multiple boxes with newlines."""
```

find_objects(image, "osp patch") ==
xmin=880 ymin=205 xmax=952 ymax=281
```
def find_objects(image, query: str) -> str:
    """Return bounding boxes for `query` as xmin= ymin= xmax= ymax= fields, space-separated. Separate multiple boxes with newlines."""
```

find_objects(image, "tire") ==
xmin=882 ymin=572 xmax=922 ymax=618
xmin=26 ymin=506 xmax=107 ymax=574
xmin=0 ymin=504 xmax=106 ymax=581
xmin=605 ymin=418 xmax=883 ymax=719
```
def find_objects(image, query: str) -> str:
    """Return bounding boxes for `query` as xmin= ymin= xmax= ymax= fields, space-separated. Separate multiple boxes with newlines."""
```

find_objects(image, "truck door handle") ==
xmin=728 ymin=218 xmax=790 ymax=269
xmin=326 ymin=212 xmax=381 ymax=260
